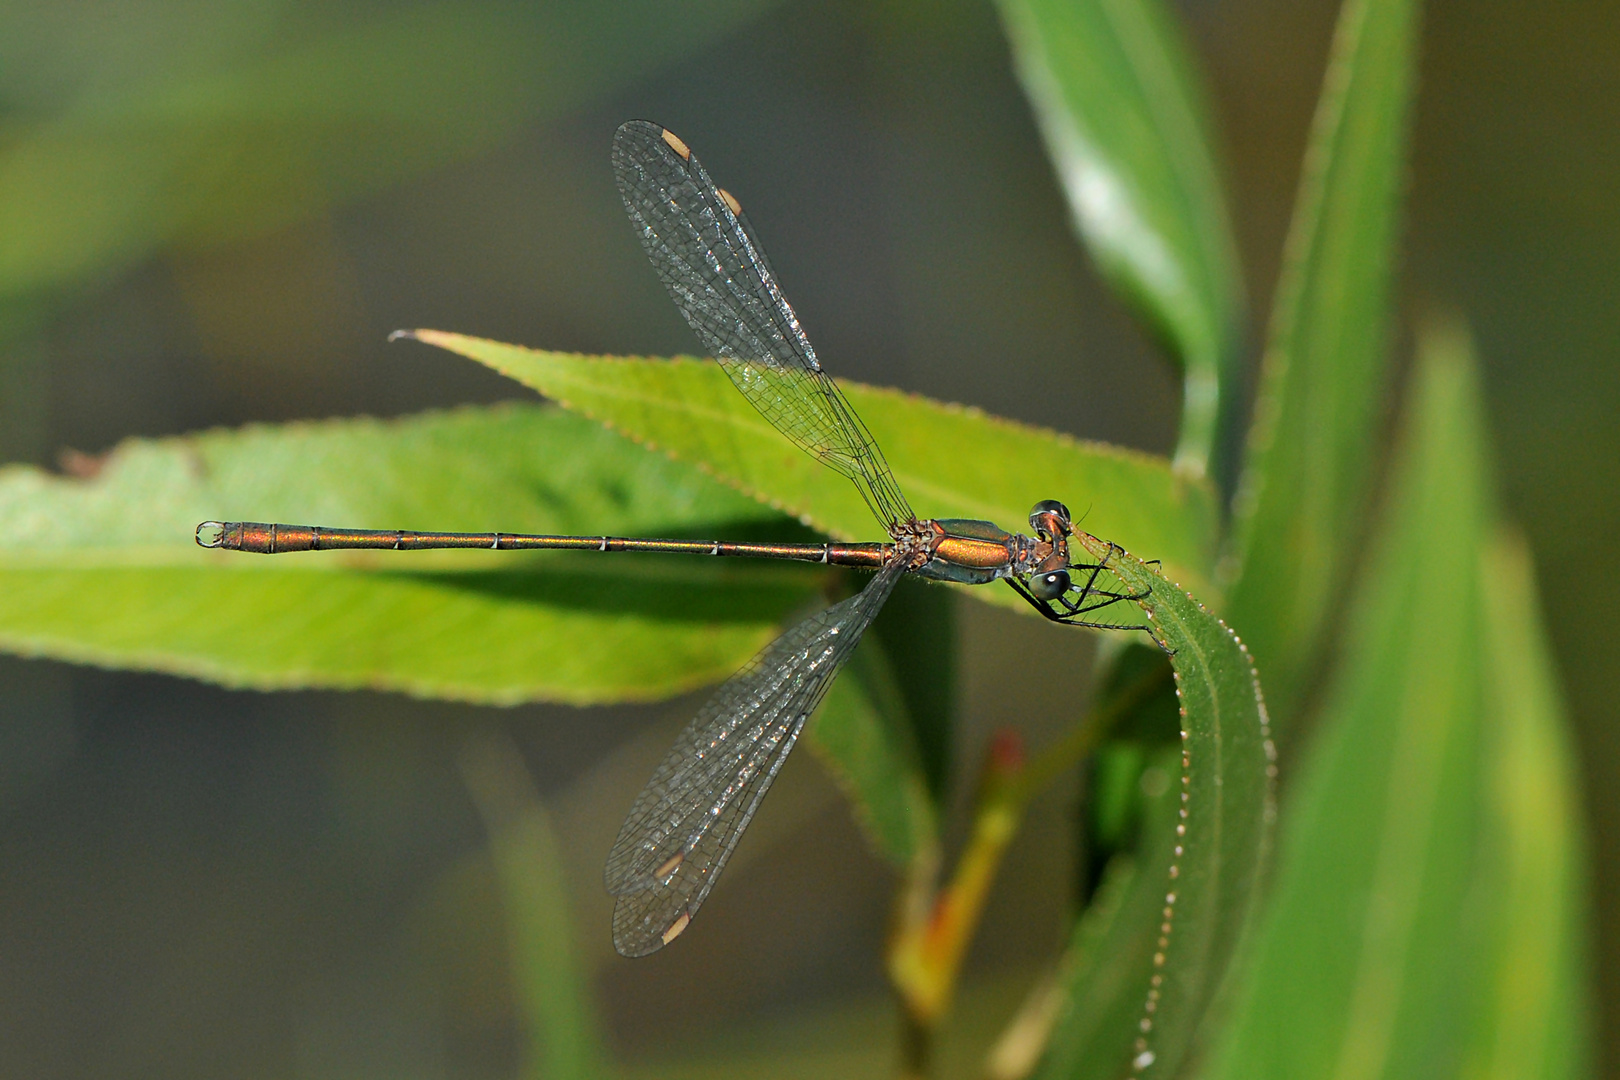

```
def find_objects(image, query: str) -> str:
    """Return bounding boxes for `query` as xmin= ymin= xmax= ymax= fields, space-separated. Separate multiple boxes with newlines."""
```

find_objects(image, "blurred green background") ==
xmin=0 ymin=0 xmax=1614 ymax=1076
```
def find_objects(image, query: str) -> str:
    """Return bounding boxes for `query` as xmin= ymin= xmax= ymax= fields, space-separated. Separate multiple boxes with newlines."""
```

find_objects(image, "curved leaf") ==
xmin=996 ymin=0 xmax=1244 ymax=478
xmin=0 ymin=404 xmax=816 ymax=704
xmin=406 ymin=333 xmax=1222 ymax=602
xmin=1221 ymin=0 xmax=1420 ymax=729
xmin=1033 ymin=532 xmax=1274 ymax=1078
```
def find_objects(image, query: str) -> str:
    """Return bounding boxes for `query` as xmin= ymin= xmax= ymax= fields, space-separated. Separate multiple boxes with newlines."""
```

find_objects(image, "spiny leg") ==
xmin=1055 ymin=549 xmax=1144 ymax=618
xmin=1064 ymin=543 xmax=1152 ymax=613
xmin=1005 ymin=574 xmax=1147 ymax=630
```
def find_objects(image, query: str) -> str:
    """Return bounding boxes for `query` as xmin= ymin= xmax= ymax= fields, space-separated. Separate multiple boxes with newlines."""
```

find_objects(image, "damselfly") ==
xmin=196 ymin=121 xmax=1146 ymax=957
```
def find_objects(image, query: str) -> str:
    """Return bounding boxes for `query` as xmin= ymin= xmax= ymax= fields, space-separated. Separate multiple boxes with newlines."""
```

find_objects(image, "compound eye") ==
xmin=1029 ymin=499 xmax=1072 ymax=534
xmin=1029 ymin=569 xmax=1071 ymax=601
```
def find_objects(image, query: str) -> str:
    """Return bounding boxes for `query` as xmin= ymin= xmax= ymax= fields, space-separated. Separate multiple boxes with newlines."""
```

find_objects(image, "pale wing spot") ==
xmin=717 ymin=187 xmax=742 ymax=216
xmin=660 ymin=128 xmax=692 ymax=159
xmin=655 ymin=851 xmax=685 ymax=880
xmin=661 ymin=911 xmax=692 ymax=945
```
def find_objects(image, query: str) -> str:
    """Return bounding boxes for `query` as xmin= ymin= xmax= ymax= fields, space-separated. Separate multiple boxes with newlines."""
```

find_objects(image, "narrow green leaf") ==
xmin=459 ymin=733 xmax=606 ymax=1080
xmin=1034 ymin=532 xmax=1274 ymax=1078
xmin=1471 ymin=528 xmax=1593 ymax=1080
xmin=807 ymin=631 xmax=939 ymax=869
xmin=408 ymin=333 xmax=1222 ymax=602
xmin=0 ymin=404 xmax=817 ymax=704
xmin=996 ymin=0 xmax=1244 ymax=478
xmin=1222 ymin=0 xmax=1421 ymax=728
xmin=1200 ymin=318 xmax=1590 ymax=1078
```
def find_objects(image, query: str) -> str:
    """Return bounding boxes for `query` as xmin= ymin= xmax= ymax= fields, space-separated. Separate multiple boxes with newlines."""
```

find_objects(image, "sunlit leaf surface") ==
xmin=996 ymin=0 xmax=1244 ymax=477
xmin=409 ymin=333 xmax=1221 ymax=603
xmin=0 ymin=404 xmax=817 ymax=704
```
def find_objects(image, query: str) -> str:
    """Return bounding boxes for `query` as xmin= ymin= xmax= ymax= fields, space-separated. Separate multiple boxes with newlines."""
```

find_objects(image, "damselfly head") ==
xmin=1028 ymin=499 xmax=1072 ymax=541
xmin=1026 ymin=499 xmax=1074 ymax=577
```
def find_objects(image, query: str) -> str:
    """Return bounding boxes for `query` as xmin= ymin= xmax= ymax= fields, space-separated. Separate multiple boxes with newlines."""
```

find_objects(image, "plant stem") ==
xmin=885 ymin=658 xmax=1172 ymax=1071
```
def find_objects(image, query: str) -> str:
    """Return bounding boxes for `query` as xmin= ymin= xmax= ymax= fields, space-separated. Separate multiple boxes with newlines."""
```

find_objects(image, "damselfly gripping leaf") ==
xmin=197 ymin=121 xmax=1149 ymax=956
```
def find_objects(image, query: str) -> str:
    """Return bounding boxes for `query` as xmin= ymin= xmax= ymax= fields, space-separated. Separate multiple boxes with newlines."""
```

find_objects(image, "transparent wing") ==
xmin=612 ymin=119 xmax=916 ymax=533
xmin=605 ymin=556 xmax=905 ymax=957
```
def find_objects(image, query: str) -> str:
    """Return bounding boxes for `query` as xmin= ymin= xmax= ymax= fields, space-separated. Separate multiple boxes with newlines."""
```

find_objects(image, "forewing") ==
xmin=605 ymin=557 xmax=905 ymax=957
xmin=611 ymin=120 xmax=915 ymax=531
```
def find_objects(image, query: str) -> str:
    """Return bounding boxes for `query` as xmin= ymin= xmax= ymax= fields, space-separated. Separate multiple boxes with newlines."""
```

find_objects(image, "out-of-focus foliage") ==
xmin=1221 ymin=0 xmax=1420 ymax=729
xmin=461 ymin=732 xmax=607 ymax=1080
xmin=1201 ymin=323 xmax=1590 ymax=1080
xmin=0 ymin=0 xmax=778 ymax=301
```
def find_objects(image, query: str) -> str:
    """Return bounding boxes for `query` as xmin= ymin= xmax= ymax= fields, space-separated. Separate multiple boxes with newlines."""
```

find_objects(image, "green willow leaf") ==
xmin=460 ymin=733 xmax=606 ymax=1080
xmin=1200 ymin=319 xmax=1592 ymax=1078
xmin=1221 ymin=0 xmax=1420 ymax=729
xmin=0 ymin=404 xmax=816 ymax=704
xmin=407 ymin=333 xmax=1221 ymax=602
xmin=1034 ymin=532 xmax=1274 ymax=1079
xmin=995 ymin=0 xmax=1244 ymax=478
xmin=1471 ymin=528 xmax=1592 ymax=1080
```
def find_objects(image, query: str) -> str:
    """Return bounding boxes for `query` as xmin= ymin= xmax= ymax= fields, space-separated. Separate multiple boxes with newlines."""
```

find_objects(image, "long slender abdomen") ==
xmin=195 ymin=521 xmax=889 ymax=566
